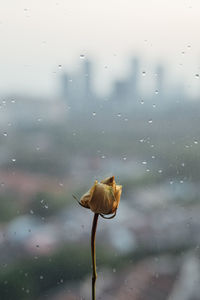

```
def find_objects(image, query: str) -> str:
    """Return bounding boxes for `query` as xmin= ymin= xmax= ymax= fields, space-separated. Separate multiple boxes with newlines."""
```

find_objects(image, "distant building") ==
xmin=155 ymin=64 xmax=165 ymax=97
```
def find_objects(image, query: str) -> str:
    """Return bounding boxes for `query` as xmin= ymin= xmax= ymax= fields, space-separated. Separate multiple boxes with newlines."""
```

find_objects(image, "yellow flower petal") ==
xmin=80 ymin=177 xmax=122 ymax=215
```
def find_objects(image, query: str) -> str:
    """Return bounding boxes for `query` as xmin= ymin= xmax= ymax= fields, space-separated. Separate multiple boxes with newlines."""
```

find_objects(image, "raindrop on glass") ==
xmin=58 ymin=64 xmax=62 ymax=68
xmin=117 ymin=113 xmax=121 ymax=117
xmin=155 ymin=90 xmax=159 ymax=95
xmin=140 ymin=100 xmax=144 ymax=105
xmin=148 ymin=119 xmax=153 ymax=124
xmin=92 ymin=112 xmax=96 ymax=117
xmin=11 ymin=158 xmax=16 ymax=162
xmin=80 ymin=54 xmax=85 ymax=59
xmin=142 ymin=161 xmax=147 ymax=165
xmin=123 ymin=157 xmax=127 ymax=161
xmin=142 ymin=71 xmax=146 ymax=76
xmin=101 ymin=155 xmax=106 ymax=159
xmin=3 ymin=132 xmax=7 ymax=137
xmin=40 ymin=275 xmax=44 ymax=280
xmin=30 ymin=210 xmax=34 ymax=214
xmin=152 ymin=104 xmax=156 ymax=108
xmin=158 ymin=169 xmax=163 ymax=173
xmin=195 ymin=74 xmax=199 ymax=78
xmin=194 ymin=140 xmax=198 ymax=144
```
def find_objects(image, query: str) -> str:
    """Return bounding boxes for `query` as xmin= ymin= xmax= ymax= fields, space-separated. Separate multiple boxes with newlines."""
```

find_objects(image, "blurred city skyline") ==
xmin=0 ymin=0 xmax=200 ymax=97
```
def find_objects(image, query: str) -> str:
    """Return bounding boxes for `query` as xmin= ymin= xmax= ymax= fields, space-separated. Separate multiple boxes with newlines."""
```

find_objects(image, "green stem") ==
xmin=91 ymin=213 xmax=99 ymax=300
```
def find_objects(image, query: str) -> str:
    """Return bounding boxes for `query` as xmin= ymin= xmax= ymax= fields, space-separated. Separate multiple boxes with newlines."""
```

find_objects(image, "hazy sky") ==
xmin=0 ymin=0 xmax=200 ymax=96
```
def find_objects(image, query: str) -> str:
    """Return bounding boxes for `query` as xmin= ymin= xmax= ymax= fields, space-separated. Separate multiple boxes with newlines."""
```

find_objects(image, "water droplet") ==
xmin=194 ymin=140 xmax=198 ymax=144
xmin=11 ymin=99 xmax=15 ymax=103
xmin=139 ymin=139 xmax=144 ymax=143
xmin=148 ymin=119 xmax=153 ymax=124
xmin=44 ymin=205 xmax=48 ymax=209
xmin=58 ymin=64 xmax=62 ymax=68
xmin=152 ymin=155 xmax=155 ymax=159
xmin=123 ymin=157 xmax=127 ymax=161
xmin=3 ymin=132 xmax=7 ymax=137
xmin=117 ymin=113 xmax=121 ymax=117
xmin=195 ymin=74 xmax=199 ymax=78
xmin=152 ymin=104 xmax=156 ymax=108
xmin=1 ymin=182 xmax=5 ymax=187
xmin=124 ymin=118 xmax=128 ymax=122
xmin=181 ymin=163 xmax=185 ymax=167
xmin=158 ymin=169 xmax=162 ymax=173
xmin=30 ymin=210 xmax=34 ymax=214
xmin=142 ymin=161 xmax=147 ymax=165
xmin=142 ymin=71 xmax=146 ymax=76
xmin=68 ymin=79 xmax=73 ymax=82
xmin=180 ymin=180 xmax=183 ymax=184
xmin=36 ymin=244 xmax=39 ymax=248
xmin=36 ymin=146 xmax=40 ymax=151
xmin=40 ymin=275 xmax=44 ymax=280
xmin=80 ymin=54 xmax=85 ymax=59
xmin=170 ymin=180 xmax=174 ymax=185
xmin=146 ymin=169 xmax=150 ymax=172
xmin=112 ymin=268 xmax=116 ymax=273
xmin=40 ymin=199 xmax=44 ymax=203
xmin=92 ymin=112 xmax=96 ymax=116
xmin=155 ymin=90 xmax=159 ymax=94
xmin=11 ymin=158 xmax=16 ymax=162
xmin=59 ymin=182 xmax=63 ymax=187
xmin=101 ymin=155 xmax=106 ymax=159
xmin=140 ymin=99 xmax=144 ymax=105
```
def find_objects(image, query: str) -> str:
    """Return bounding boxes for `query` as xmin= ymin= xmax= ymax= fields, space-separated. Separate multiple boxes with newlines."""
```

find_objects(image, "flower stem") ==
xmin=91 ymin=213 xmax=99 ymax=300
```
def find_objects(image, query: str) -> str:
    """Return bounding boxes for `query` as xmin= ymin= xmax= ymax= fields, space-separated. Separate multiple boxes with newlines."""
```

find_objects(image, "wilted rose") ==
xmin=80 ymin=176 xmax=122 ymax=215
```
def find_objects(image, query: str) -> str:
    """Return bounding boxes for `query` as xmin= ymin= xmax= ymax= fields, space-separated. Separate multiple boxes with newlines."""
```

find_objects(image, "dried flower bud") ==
xmin=80 ymin=176 xmax=122 ymax=215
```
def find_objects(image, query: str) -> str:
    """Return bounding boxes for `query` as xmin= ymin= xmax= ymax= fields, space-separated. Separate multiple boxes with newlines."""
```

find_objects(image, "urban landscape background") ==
xmin=1 ymin=1 xmax=200 ymax=299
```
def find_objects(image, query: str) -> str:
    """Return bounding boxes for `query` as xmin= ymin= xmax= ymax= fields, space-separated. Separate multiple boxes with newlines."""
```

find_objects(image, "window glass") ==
xmin=0 ymin=1 xmax=200 ymax=299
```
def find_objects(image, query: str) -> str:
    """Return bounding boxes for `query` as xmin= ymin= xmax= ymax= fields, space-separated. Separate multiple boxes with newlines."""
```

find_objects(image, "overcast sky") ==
xmin=0 ymin=0 xmax=200 ymax=97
